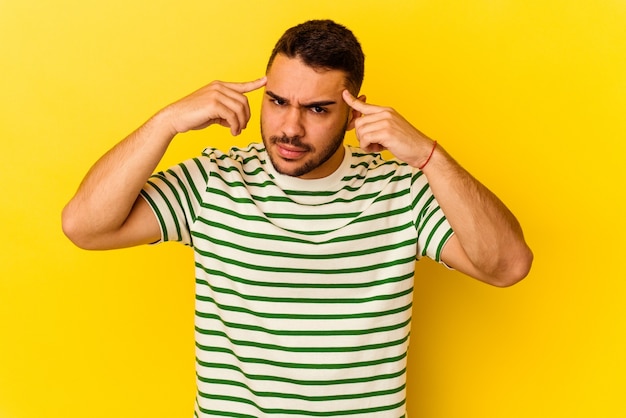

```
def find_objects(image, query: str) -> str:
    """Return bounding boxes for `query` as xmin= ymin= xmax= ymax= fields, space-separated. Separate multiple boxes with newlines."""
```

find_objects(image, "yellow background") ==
xmin=1 ymin=1 xmax=625 ymax=417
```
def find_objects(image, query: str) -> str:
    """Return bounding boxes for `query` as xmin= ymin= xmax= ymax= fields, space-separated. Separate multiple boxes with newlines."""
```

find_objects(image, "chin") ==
xmin=273 ymin=160 xmax=312 ymax=178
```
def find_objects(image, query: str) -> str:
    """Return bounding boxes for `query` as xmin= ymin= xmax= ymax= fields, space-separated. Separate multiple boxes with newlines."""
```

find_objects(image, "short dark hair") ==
xmin=266 ymin=20 xmax=365 ymax=94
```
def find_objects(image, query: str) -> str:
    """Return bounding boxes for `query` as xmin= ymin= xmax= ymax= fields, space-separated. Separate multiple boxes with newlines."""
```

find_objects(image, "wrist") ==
xmin=151 ymin=106 xmax=180 ymax=139
xmin=418 ymin=140 xmax=438 ymax=170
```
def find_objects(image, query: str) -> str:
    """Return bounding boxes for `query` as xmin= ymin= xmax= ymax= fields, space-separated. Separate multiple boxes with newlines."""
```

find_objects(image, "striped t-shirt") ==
xmin=140 ymin=143 xmax=453 ymax=417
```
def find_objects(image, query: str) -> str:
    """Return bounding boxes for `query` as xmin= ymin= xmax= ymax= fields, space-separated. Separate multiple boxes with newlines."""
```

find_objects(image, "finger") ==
xmin=354 ymin=124 xmax=382 ymax=151
xmin=352 ymin=116 xmax=395 ymax=149
xmin=193 ymin=90 xmax=245 ymax=136
xmin=219 ymin=78 xmax=265 ymax=131
xmin=223 ymin=76 xmax=267 ymax=94
xmin=209 ymin=83 xmax=257 ymax=132
xmin=342 ymin=89 xmax=381 ymax=115
xmin=217 ymin=88 xmax=252 ymax=131
xmin=219 ymin=96 xmax=250 ymax=136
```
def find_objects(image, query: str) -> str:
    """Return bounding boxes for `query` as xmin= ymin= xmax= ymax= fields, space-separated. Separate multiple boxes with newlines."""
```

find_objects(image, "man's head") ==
xmin=266 ymin=20 xmax=365 ymax=96
xmin=261 ymin=20 xmax=366 ymax=180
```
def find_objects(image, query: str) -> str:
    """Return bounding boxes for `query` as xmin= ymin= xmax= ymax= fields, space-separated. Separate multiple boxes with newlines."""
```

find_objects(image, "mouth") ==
xmin=276 ymin=144 xmax=309 ymax=160
xmin=270 ymin=135 xmax=312 ymax=160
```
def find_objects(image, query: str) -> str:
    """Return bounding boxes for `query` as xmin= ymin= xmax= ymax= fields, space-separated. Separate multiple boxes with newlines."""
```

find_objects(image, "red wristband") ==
xmin=418 ymin=141 xmax=437 ymax=170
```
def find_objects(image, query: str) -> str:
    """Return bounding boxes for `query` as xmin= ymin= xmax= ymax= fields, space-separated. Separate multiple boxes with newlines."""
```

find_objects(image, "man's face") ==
xmin=261 ymin=54 xmax=355 ymax=179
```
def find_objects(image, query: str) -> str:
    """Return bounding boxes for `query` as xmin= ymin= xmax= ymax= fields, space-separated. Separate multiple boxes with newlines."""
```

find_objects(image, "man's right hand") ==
xmin=62 ymin=76 xmax=266 ymax=250
xmin=164 ymin=77 xmax=267 ymax=136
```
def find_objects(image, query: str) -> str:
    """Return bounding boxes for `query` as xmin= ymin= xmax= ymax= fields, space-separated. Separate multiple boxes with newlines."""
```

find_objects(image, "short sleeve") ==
xmin=139 ymin=156 xmax=209 ymax=246
xmin=410 ymin=169 xmax=454 ymax=263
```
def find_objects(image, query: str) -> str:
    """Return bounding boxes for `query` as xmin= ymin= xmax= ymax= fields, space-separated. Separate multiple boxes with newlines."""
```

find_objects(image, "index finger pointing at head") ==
xmin=225 ymin=77 xmax=267 ymax=94
xmin=342 ymin=89 xmax=379 ymax=115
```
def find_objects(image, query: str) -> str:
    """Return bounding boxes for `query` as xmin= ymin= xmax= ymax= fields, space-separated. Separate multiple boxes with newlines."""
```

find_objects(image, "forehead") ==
xmin=265 ymin=54 xmax=348 ymax=101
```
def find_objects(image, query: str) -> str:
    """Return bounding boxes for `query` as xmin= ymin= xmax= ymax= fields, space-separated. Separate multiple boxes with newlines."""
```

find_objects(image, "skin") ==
xmin=61 ymin=77 xmax=267 ymax=250
xmin=62 ymin=53 xmax=533 ymax=287
xmin=260 ymin=54 xmax=358 ymax=179
xmin=342 ymin=91 xmax=533 ymax=286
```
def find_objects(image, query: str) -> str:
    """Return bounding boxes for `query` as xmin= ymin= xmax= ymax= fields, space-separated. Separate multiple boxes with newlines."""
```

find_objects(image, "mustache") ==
xmin=269 ymin=135 xmax=312 ymax=151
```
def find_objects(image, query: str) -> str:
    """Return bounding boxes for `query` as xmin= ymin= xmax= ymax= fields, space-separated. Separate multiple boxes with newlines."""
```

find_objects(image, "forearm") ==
xmin=341 ymin=91 xmax=532 ymax=285
xmin=62 ymin=110 xmax=175 ymax=243
xmin=421 ymin=144 xmax=533 ymax=285
xmin=63 ymin=78 xmax=266 ymax=249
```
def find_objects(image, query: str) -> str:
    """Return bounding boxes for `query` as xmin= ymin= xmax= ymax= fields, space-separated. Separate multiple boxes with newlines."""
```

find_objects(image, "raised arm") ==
xmin=62 ymin=77 xmax=266 ymax=250
xmin=343 ymin=90 xmax=533 ymax=287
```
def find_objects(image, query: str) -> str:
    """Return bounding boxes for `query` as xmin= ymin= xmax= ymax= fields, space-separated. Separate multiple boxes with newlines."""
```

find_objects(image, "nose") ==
xmin=280 ymin=106 xmax=305 ymax=138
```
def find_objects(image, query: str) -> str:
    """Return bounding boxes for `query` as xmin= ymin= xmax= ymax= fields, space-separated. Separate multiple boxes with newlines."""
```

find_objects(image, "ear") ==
xmin=346 ymin=94 xmax=366 ymax=131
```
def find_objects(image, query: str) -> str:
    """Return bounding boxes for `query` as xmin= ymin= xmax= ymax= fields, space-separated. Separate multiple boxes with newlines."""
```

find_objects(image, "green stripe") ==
xmin=158 ymin=170 xmax=196 ymax=222
xmin=195 ymin=262 xmax=414 ymax=289
xmin=216 ymin=164 xmax=267 ymax=178
xmin=200 ymin=203 xmax=269 ymax=223
xmin=195 ymin=327 xmax=409 ymax=353
xmin=436 ymin=228 xmax=455 ymax=261
xmin=194 ymin=248 xmax=417 ymax=275
xmin=175 ymin=159 xmax=205 ymax=219
xmin=195 ymin=343 xmax=407 ymax=369
xmin=265 ymin=211 xmax=361 ymax=220
xmin=422 ymin=215 xmax=448 ymax=257
xmin=348 ymin=206 xmax=410 ymax=225
xmin=415 ymin=192 xmax=435 ymax=228
xmin=197 ymin=393 xmax=405 ymax=417
xmin=196 ymin=359 xmax=406 ymax=386
xmin=191 ymin=156 xmax=209 ymax=183
xmin=195 ymin=208 xmax=413 ymax=238
xmin=371 ymin=188 xmax=410 ymax=205
xmin=193 ymin=288 xmax=412 ymax=320
xmin=195 ymin=408 xmax=254 ymax=418
xmin=147 ymin=177 xmax=182 ymax=240
xmin=195 ymin=277 xmax=413 ymax=304
xmin=278 ymin=219 xmax=414 ymax=237
xmin=417 ymin=202 xmax=441 ymax=237
xmin=140 ymin=188 xmax=169 ymax=241
xmin=198 ymin=378 xmax=405 ymax=402
xmin=195 ymin=233 xmax=416 ymax=260
xmin=208 ymin=171 xmax=387 ymax=203
xmin=411 ymin=182 xmax=430 ymax=217
xmin=284 ymin=171 xmax=399 ymax=196
xmin=410 ymin=169 xmax=425 ymax=186
xmin=194 ymin=312 xmax=411 ymax=337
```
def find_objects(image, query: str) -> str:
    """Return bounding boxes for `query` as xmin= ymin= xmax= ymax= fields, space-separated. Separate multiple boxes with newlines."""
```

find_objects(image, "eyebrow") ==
xmin=266 ymin=90 xmax=337 ymax=108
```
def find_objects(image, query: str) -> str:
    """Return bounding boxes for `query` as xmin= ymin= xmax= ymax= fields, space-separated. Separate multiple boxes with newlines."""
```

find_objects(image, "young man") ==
xmin=63 ymin=19 xmax=532 ymax=417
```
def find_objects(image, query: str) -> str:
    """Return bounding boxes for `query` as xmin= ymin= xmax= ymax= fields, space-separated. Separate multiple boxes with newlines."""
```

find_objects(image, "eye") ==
xmin=272 ymin=98 xmax=286 ymax=106
xmin=310 ymin=106 xmax=327 ymax=114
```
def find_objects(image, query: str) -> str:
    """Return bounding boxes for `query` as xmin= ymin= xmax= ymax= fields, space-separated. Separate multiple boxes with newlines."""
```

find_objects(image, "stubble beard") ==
xmin=261 ymin=121 xmax=348 ymax=178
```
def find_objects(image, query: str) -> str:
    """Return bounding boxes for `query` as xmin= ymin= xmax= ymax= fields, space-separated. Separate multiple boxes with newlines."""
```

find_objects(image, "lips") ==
xmin=276 ymin=144 xmax=308 ymax=160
